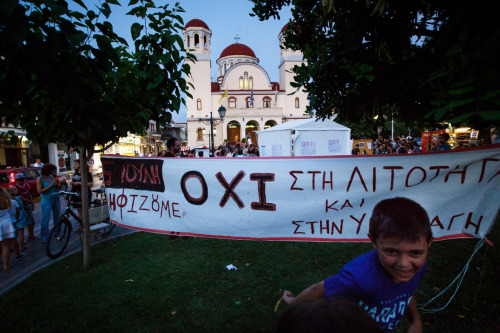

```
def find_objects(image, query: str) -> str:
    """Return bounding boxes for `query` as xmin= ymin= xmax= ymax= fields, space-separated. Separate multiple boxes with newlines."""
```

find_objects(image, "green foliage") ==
xmin=250 ymin=0 xmax=500 ymax=131
xmin=0 ymin=0 xmax=193 ymax=151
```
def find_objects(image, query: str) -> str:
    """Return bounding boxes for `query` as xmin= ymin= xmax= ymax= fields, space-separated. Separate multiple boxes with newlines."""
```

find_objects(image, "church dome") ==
xmin=185 ymin=19 xmax=210 ymax=30
xmin=219 ymin=43 xmax=256 ymax=59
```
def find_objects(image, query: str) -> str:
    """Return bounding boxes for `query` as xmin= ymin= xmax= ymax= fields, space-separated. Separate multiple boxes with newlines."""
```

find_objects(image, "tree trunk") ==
xmin=80 ymin=148 xmax=92 ymax=269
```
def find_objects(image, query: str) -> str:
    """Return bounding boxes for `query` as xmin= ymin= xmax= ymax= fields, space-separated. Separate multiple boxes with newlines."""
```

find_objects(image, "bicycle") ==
xmin=46 ymin=185 xmax=116 ymax=259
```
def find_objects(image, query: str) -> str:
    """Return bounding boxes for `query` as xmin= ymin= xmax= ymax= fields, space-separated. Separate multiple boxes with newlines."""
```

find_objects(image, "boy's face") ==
xmin=372 ymin=236 xmax=431 ymax=283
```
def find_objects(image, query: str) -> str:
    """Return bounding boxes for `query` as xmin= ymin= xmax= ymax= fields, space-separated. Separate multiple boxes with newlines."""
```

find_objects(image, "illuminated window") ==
xmin=197 ymin=98 xmax=202 ymax=110
xmin=239 ymin=76 xmax=244 ymax=89
xmin=263 ymin=97 xmax=271 ymax=108
xmin=244 ymin=72 xmax=249 ymax=89
xmin=197 ymin=128 xmax=203 ymax=141
xmin=194 ymin=34 xmax=200 ymax=46
xmin=228 ymin=97 xmax=236 ymax=108
xmin=295 ymin=97 xmax=300 ymax=108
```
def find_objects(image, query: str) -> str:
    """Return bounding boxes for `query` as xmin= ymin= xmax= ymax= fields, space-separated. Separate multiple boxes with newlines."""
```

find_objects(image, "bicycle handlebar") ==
xmin=58 ymin=191 xmax=80 ymax=196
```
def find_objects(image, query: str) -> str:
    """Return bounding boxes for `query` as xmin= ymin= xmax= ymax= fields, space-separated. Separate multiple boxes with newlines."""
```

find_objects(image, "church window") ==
xmin=263 ymin=97 xmax=271 ymax=108
xmin=239 ymin=76 xmax=244 ymax=89
xmin=246 ymin=97 xmax=253 ymax=108
xmin=243 ymin=72 xmax=252 ymax=90
xmin=197 ymin=98 xmax=202 ymax=110
xmin=197 ymin=128 xmax=203 ymax=141
xmin=186 ymin=35 xmax=190 ymax=47
xmin=194 ymin=34 xmax=200 ymax=46
xmin=295 ymin=97 xmax=300 ymax=108
xmin=230 ymin=62 xmax=233 ymax=67
xmin=228 ymin=97 xmax=236 ymax=108
xmin=224 ymin=63 xmax=227 ymax=72
xmin=204 ymin=35 xmax=207 ymax=48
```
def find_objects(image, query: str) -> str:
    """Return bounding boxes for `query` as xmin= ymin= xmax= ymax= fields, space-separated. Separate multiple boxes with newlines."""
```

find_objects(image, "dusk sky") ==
xmin=98 ymin=0 xmax=294 ymax=122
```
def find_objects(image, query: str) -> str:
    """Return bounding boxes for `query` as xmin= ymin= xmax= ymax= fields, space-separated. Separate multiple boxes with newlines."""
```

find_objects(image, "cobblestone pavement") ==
xmin=0 ymin=176 xmax=136 ymax=295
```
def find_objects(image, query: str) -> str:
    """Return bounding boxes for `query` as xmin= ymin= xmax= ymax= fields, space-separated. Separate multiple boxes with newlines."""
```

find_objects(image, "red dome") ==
xmin=185 ymin=19 xmax=210 ymax=30
xmin=280 ymin=23 xmax=289 ymax=34
xmin=219 ymin=43 xmax=256 ymax=59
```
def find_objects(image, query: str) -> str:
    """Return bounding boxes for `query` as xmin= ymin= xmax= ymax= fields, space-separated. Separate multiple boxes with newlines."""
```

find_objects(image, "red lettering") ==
xmin=406 ymin=167 xmax=426 ymax=187
xmin=250 ymin=173 xmax=276 ymax=211
xmin=447 ymin=213 xmax=465 ymax=230
xmin=430 ymin=216 xmax=444 ymax=229
xmin=325 ymin=200 xmax=339 ymax=212
xmin=306 ymin=221 xmax=317 ymax=234
xmin=139 ymin=195 xmax=149 ymax=211
xmin=478 ymin=158 xmax=499 ymax=183
xmin=383 ymin=166 xmax=404 ymax=191
xmin=346 ymin=167 xmax=368 ymax=192
xmin=217 ymin=171 xmax=246 ymax=209
xmin=350 ymin=213 xmax=366 ymax=234
xmin=464 ymin=212 xmax=483 ymax=235
xmin=322 ymin=171 xmax=333 ymax=190
xmin=161 ymin=200 xmax=171 ymax=218
xmin=127 ymin=194 xmax=138 ymax=213
xmin=290 ymin=171 xmax=304 ymax=190
xmin=181 ymin=171 xmax=208 ymax=205
xmin=428 ymin=166 xmax=449 ymax=182
xmin=307 ymin=171 xmax=320 ymax=190
xmin=293 ymin=221 xmax=304 ymax=234
xmin=444 ymin=164 xmax=469 ymax=184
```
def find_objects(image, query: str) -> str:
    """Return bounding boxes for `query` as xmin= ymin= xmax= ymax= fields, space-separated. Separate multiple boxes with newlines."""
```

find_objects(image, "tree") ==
xmin=0 ymin=0 xmax=194 ymax=269
xmin=250 ymin=0 xmax=500 ymax=135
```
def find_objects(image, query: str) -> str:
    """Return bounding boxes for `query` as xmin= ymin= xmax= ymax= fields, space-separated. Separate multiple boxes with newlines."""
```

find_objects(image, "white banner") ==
xmin=102 ymin=145 xmax=500 ymax=242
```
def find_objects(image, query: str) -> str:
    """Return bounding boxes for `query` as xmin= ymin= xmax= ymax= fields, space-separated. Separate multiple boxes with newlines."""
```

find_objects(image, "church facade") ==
xmin=183 ymin=19 xmax=309 ymax=149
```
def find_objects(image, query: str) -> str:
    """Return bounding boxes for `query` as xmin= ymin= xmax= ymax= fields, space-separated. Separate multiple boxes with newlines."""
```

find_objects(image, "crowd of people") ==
xmin=0 ymin=158 xmax=95 ymax=271
xmin=353 ymin=133 xmax=452 ymax=155
xmin=157 ymin=137 xmax=261 ymax=158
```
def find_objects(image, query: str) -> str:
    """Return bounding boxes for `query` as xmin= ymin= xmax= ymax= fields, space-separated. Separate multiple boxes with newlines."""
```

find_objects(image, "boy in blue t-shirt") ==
xmin=282 ymin=197 xmax=433 ymax=333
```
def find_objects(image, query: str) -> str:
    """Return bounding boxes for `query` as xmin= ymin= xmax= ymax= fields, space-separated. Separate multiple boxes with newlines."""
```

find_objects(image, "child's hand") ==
xmin=282 ymin=290 xmax=296 ymax=305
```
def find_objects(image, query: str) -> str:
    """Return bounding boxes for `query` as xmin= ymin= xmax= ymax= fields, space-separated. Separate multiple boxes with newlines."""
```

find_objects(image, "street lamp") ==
xmin=200 ymin=106 xmax=226 ymax=155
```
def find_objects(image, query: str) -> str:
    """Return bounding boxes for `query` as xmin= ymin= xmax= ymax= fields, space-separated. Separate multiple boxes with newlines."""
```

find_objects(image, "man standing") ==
xmin=14 ymin=173 xmax=39 ymax=240
xmin=351 ymin=144 xmax=360 ymax=155
xmin=165 ymin=137 xmax=181 ymax=157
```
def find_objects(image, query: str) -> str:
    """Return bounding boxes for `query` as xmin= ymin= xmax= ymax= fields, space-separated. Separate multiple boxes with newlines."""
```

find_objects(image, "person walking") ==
xmin=36 ymin=163 xmax=62 ymax=243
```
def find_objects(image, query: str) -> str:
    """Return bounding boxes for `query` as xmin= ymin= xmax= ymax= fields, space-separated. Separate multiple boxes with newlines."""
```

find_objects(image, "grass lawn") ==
xmin=1 ymin=217 xmax=499 ymax=332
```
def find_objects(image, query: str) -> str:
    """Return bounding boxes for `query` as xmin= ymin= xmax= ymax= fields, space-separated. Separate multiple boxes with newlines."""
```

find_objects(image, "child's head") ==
xmin=0 ymin=187 xmax=12 ymax=210
xmin=369 ymin=197 xmax=432 ymax=244
xmin=369 ymin=197 xmax=433 ymax=283
xmin=276 ymin=298 xmax=382 ymax=333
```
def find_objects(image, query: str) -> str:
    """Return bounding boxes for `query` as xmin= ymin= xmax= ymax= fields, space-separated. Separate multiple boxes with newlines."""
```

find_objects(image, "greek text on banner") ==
xmin=101 ymin=145 xmax=500 ymax=242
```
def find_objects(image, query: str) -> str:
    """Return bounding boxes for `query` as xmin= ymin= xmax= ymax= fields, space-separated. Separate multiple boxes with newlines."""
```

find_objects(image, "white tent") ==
xmin=257 ymin=118 xmax=351 ymax=157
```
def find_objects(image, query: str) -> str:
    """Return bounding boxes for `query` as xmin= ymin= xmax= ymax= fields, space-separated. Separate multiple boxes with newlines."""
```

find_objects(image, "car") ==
xmin=0 ymin=167 xmax=68 ymax=200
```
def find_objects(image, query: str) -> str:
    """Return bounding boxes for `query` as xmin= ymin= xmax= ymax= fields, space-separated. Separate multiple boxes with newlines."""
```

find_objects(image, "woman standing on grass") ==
xmin=37 ymin=163 xmax=61 ymax=243
xmin=0 ymin=187 xmax=24 ymax=271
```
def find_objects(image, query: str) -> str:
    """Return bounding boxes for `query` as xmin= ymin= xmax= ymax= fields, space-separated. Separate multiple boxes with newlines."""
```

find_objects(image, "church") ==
xmin=183 ymin=18 xmax=309 ymax=149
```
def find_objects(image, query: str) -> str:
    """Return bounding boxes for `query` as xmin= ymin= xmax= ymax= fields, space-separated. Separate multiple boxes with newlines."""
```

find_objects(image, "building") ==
xmin=183 ymin=19 xmax=309 ymax=149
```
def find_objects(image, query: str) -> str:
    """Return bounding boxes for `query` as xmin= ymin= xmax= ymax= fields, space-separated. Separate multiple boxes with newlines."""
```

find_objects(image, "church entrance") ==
xmin=227 ymin=121 xmax=241 ymax=144
xmin=245 ymin=120 xmax=259 ymax=145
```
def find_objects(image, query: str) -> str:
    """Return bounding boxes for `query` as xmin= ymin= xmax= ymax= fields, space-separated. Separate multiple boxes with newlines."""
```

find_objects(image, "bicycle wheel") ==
xmin=46 ymin=217 xmax=72 ymax=259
